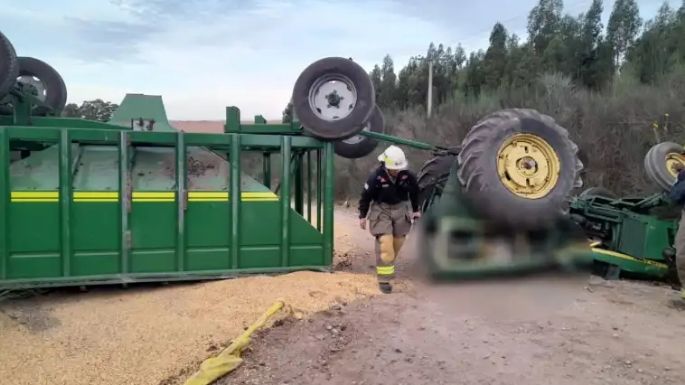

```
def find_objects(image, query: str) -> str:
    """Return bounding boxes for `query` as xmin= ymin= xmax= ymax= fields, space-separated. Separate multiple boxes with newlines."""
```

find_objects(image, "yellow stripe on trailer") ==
xmin=242 ymin=192 xmax=278 ymax=199
xmin=132 ymin=192 xmax=176 ymax=199
xmin=187 ymin=191 xmax=279 ymax=202
xmin=188 ymin=192 xmax=229 ymax=199
xmin=11 ymin=191 xmax=59 ymax=199
xmin=73 ymin=191 xmax=119 ymax=199
xmin=11 ymin=191 xmax=59 ymax=203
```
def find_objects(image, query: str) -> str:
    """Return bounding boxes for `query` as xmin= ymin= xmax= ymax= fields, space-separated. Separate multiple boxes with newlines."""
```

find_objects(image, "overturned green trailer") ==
xmin=1 ymin=96 xmax=337 ymax=289
xmin=1 ymin=31 xmax=393 ymax=289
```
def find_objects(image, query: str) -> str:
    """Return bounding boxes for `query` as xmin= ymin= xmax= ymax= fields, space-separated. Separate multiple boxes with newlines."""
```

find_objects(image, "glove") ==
xmin=359 ymin=218 xmax=367 ymax=230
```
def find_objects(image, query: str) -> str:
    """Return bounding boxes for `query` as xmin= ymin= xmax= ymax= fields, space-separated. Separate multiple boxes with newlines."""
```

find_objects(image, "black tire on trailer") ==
xmin=457 ymin=108 xmax=583 ymax=229
xmin=292 ymin=57 xmax=375 ymax=141
xmin=0 ymin=31 xmax=19 ymax=100
xmin=334 ymin=105 xmax=384 ymax=159
xmin=16 ymin=57 xmax=67 ymax=115
xmin=579 ymin=187 xmax=617 ymax=199
xmin=644 ymin=142 xmax=685 ymax=192
xmin=417 ymin=154 xmax=457 ymax=212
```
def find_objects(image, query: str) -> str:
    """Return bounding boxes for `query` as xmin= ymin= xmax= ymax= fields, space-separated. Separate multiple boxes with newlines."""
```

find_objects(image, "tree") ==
xmin=483 ymin=22 xmax=508 ymax=90
xmin=282 ymin=101 xmax=293 ymax=123
xmin=581 ymin=0 xmax=603 ymax=48
xmin=453 ymin=44 xmax=466 ymax=69
xmin=369 ymin=65 xmax=382 ymax=102
xmin=528 ymin=0 xmax=564 ymax=54
xmin=626 ymin=1 xmax=677 ymax=83
xmin=607 ymin=0 xmax=642 ymax=67
xmin=578 ymin=0 xmax=612 ymax=88
xmin=379 ymin=55 xmax=397 ymax=109
xmin=62 ymin=103 xmax=79 ymax=118
xmin=61 ymin=99 xmax=119 ymax=122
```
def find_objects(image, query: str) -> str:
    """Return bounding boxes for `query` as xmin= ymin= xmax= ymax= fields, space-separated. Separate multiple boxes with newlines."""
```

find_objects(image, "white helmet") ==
xmin=377 ymin=145 xmax=408 ymax=170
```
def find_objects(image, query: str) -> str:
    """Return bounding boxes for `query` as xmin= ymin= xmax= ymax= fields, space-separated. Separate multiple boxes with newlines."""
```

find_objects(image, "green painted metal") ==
xmin=109 ymin=94 xmax=175 ymax=131
xmin=360 ymin=130 xmax=436 ymax=151
xmin=569 ymin=193 xmax=678 ymax=279
xmin=0 ymin=128 xmax=7 ymax=280
xmin=230 ymin=134 xmax=241 ymax=270
xmin=323 ymin=142 xmax=335 ymax=267
xmin=0 ymin=91 xmax=333 ymax=289
xmin=294 ymin=152 xmax=303 ymax=215
xmin=281 ymin=136 xmax=291 ymax=268
xmin=59 ymin=130 xmax=71 ymax=277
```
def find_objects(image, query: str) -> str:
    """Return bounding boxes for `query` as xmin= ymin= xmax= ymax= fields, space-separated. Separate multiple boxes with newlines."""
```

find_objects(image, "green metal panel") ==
xmin=230 ymin=134 xmax=241 ymax=269
xmin=618 ymin=218 xmax=646 ymax=259
xmin=281 ymin=136 xmax=291 ymax=267
xmin=0 ymin=128 xmax=7 ymax=280
xmin=8 ymin=202 xmax=61 ymax=278
xmin=323 ymin=142 xmax=334 ymax=267
xmin=59 ymin=130 xmax=72 ymax=277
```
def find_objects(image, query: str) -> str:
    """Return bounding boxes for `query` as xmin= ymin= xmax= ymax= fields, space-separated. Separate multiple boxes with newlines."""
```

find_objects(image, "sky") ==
xmin=0 ymin=0 xmax=678 ymax=120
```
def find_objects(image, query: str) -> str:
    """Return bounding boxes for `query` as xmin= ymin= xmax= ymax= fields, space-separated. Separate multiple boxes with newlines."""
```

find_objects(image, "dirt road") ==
xmin=224 ymin=208 xmax=685 ymax=385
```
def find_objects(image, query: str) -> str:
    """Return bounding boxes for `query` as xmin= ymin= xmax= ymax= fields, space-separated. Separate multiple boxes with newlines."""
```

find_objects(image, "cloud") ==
xmin=63 ymin=17 xmax=162 ymax=59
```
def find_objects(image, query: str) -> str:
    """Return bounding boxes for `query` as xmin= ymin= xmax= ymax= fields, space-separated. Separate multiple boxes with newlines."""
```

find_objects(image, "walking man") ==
xmin=669 ymin=163 xmax=685 ymax=299
xmin=358 ymin=145 xmax=421 ymax=293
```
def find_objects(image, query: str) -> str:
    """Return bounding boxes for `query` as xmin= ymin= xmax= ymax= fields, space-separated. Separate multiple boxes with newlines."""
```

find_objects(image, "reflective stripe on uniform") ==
xmin=376 ymin=265 xmax=395 ymax=275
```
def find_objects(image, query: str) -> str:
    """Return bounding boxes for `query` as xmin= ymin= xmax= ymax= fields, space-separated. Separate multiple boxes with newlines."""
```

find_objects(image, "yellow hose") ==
xmin=183 ymin=300 xmax=285 ymax=385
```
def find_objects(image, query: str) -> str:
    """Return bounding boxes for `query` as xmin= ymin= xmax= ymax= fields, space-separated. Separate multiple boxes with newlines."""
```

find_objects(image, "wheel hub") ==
xmin=496 ymin=134 xmax=560 ymax=199
xmin=666 ymin=152 xmax=685 ymax=177
xmin=17 ymin=75 xmax=47 ymax=102
xmin=308 ymin=74 xmax=357 ymax=122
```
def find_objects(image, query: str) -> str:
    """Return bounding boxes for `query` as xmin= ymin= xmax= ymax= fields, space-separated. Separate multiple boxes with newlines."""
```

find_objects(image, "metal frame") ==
xmin=0 ymin=101 xmax=335 ymax=289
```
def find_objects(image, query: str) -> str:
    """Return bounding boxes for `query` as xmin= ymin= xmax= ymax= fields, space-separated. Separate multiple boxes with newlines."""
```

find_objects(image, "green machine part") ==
xmin=0 ymin=94 xmax=336 ymax=290
xmin=569 ymin=194 xmax=679 ymax=279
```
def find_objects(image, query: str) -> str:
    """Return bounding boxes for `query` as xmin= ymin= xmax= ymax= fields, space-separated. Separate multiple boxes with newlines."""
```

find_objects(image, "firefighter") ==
xmin=669 ymin=162 xmax=685 ymax=299
xmin=358 ymin=145 xmax=421 ymax=294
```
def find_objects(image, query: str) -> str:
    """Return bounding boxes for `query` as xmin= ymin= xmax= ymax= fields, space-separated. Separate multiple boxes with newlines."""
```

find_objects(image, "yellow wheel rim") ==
xmin=665 ymin=152 xmax=685 ymax=177
xmin=496 ymin=133 xmax=560 ymax=199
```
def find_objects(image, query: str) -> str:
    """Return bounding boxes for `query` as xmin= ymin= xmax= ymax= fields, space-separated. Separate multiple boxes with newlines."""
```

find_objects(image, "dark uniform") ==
xmin=358 ymin=165 xmax=420 ymax=285
xmin=669 ymin=169 xmax=685 ymax=296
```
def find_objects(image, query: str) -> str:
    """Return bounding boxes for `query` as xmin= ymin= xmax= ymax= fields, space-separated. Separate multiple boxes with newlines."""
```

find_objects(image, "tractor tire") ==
xmin=644 ymin=142 xmax=685 ymax=192
xmin=16 ymin=57 xmax=67 ymax=115
xmin=457 ymin=109 xmax=583 ymax=229
xmin=334 ymin=105 xmax=383 ymax=159
xmin=0 ymin=31 xmax=19 ymax=100
xmin=579 ymin=187 xmax=617 ymax=199
xmin=417 ymin=154 xmax=457 ymax=212
xmin=292 ymin=57 xmax=375 ymax=141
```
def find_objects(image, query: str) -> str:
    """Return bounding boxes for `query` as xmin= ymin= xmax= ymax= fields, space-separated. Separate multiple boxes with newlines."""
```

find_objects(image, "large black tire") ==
xmin=0 ymin=31 xmax=19 ymax=100
xmin=16 ymin=57 xmax=67 ymax=115
xmin=417 ymin=154 xmax=457 ymax=212
xmin=292 ymin=57 xmax=375 ymax=141
xmin=579 ymin=187 xmax=617 ymax=199
xmin=457 ymin=109 xmax=583 ymax=229
xmin=334 ymin=105 xmax=383 ymax=159
xmin=644 ymin=142 xmax=685 ymax=192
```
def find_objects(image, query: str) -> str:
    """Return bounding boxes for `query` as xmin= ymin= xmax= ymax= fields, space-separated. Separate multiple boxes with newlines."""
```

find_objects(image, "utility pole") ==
xmin=427 ymin=60 xmax=433 ymax=118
